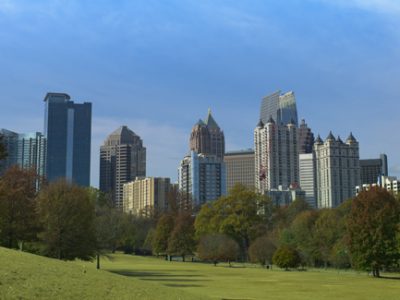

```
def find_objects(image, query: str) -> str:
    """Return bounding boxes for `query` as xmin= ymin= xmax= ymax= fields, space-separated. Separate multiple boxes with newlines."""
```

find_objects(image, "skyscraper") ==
xmin=44 ymin=93 xmax=92 ymax=186
xmin=100 ymin=126 xmax=146 ymax=208
xmin=0 ymin=129 xmax=18 ymax=175
xmin=0 ymin=129 xmax=46 ymax=188
xmin=260 ymin=90 xmax=298 ymax=126
xmin=360 ymin=154 xmax=388 ymax=184
xmin=254 ymin=117 xmax=299 ymax=194
xmin=299 ymin=153 xmax=316 ymax=208
xmin=123 ymin=177 xmax=171 ymax=216
xmin=298 ymin=119 xmax=315 ymax=154
xmin=178 ymin=151 xmax=226 ymax=208
xmin=314 ymin=133 xmax=360 ymax=208
xmin=190 ymin=109 xmax=225 ymax=159
xmin=17 ymin=132 xmax=47 ymax=180
xmin=224 ymin=149 xmax=255 ymax=192
xmin=180 ymin=110 xmax=226 ymax=208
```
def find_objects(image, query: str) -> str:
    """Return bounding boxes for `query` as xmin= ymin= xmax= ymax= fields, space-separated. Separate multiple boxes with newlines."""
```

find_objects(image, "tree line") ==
xmin=0 ymin=164 xmax=399 ymax=277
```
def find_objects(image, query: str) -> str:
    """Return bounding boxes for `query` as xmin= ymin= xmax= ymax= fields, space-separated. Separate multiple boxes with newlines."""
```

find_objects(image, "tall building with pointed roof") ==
xmin=100 ymin=126 xmax=146 ymax=208
xmin=314 ymin=132 xmax=360 ymax=208
xmin=189 ymin=109 xmax=225 ymax=159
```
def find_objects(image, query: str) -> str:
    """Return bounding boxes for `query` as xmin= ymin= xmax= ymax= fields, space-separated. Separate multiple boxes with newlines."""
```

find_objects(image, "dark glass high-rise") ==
xmin=44 ymin=93 xmax=92 ymax=186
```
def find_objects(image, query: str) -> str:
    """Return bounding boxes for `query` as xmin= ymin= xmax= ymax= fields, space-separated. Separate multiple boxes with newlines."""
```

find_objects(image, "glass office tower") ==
xmin=260 ymin=90 xmax=298 ymax=126
xmin=44 ymin=93 xmax=92 ymax=186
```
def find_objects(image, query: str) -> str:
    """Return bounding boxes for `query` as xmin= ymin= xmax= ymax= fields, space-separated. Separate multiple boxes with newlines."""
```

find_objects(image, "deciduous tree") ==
xmin=0 ymin=166 xmax=38 ymax=249
xmin=168 ymin=213 xmax=195 ymax=261
xmin=249 ymin=236 xmax=276 ymax=267
xmin=197 ymin=233 xmax=239 ymax=266
xmin=152 ymin=213 xmax=175 ymax=257
xmin=347 ymin=187 xmax=400 ymax=277
xmin=36 ymin=180 xmax=96 ymax=260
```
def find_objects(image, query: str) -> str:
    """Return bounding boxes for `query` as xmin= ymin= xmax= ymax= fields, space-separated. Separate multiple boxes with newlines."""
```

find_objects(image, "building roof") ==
xmin=225 ymin=149 xmax=255 ymax=156
xmin=106 ymin=126 xmax=140 ymax=145
xmin=325 ymin=131 xmax=336 ymax=142
xmin=43 ymin=92 xmax=71 ymax=102
xmin=346 ymin=132 xmax=357 ymax=143
xmin=257 ymin=119 xmax=264 ymax=128
xmin=204 ymin=109 xmax=220 ymax=129
xmin=267 ymin=116 xmax=275 ymax=124
xmin=315 ymin=134 xmax=323 ymax=144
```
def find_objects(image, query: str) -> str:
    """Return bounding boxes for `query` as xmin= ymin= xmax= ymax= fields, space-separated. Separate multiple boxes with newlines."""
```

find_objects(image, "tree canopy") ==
xmin=36 ymin=180 xmax=96 ymax=260
xmin=347 ymin=187 xmax=400 ymax=277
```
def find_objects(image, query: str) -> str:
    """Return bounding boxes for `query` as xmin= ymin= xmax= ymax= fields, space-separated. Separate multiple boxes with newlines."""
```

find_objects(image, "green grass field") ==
xmin=1 ymin=247 xmax=400 ymax=300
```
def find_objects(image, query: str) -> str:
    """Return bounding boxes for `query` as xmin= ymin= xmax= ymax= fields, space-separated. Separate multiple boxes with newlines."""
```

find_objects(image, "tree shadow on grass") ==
xmin=141 ymin=278 xmax=210 ymax=282
xmin=109 ymin=270 xmax=205 ymax=279
xmin=379 ymin=276 xmax=400 ymax=280
xmin=164 ymin=284 xmax=204 ymax=288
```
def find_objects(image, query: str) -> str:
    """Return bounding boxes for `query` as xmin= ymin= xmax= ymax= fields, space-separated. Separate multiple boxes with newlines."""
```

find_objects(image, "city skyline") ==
xmin=1 ymin=0 xmax=399 ymax=186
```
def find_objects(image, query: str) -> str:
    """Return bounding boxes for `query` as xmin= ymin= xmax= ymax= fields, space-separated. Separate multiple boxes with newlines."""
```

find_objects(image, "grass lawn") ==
xmin=0 ymin=247 xmax=209 ymax=300
xmin=1 ymin=247 xmax=400 ymax=300
xmin=101 ymin=254 xmax=400 ymax=300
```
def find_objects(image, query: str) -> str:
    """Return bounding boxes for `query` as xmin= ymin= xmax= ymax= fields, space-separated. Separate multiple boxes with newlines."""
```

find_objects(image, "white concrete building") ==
xmin=299 ymin=153 xmax=316 ymax=208
xmin=314 ymin=132 xmax=360 ymax=208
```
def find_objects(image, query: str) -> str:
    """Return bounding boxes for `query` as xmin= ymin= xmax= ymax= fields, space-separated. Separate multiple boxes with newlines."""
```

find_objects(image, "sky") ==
xmin=0 ymin=0 xmax=399 ymax=186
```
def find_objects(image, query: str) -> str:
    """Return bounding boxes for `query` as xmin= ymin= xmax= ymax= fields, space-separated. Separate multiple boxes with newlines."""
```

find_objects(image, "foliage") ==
xmin=313 ymin=209 xmax=342 ymax=267
xmin=347 ymin=187 xmax=400 ymax=277
xmin=36 ymin=180 xmax=96 ymax=260
xmin=152 ymin=214 xmax=175 ymax=256
xmin=168 ymin=213 xmax=196 ymax=261
xmin=285 ymin=210 xmax=319 ymax=266
xmin=272 ymin=246 xmax=301 ymax=270
xmin=0 ymin=166 xmax=39 ymax=249
xmin=197 ymin=233 xmax=239 ymax=266
xmin=0 ymin=133 xmax=6 ymax=161
xmin=248 ymin=235 xmax=276 ymax=266
xmin=195 ymin=184 xmax=272 ymax=256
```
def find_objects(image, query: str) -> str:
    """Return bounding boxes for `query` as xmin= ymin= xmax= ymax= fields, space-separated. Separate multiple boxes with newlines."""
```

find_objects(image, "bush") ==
xmin=272 ymin=246 xmax=301 ymax=270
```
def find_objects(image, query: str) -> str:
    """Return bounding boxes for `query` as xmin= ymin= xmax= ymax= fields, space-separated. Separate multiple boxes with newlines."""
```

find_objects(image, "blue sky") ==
xmin=1 ymin=0 xmax=399 ymax=186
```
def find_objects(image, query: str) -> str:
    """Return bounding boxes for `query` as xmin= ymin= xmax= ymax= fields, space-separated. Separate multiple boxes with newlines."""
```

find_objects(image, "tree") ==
xmin=313 ymin=209 xmax=341 ymax=268
xmin=0 ymin=133 xmax=7 ymax=161
xmin=197 ymin=233 xmax=239 ymax=266
xmin=0 ymin=166 xmax=39 ymax=249
xmin=168 ymin=213 xmax=196 ymax=261
xmin=248 ymin=236 xmax=276 ymax=267
xmin=273 ymin=246 xmax=301 ymax=270
xmin=288 ymin=210 xmax=319 ymax=266
xmin=152 ymin=214 xmax=175 ymax=257
xmin=36 ymin=180 xmax=96 ymax=260
xmin=195 ymin=184 xmax=272 ymax=258
xmin=347 ymin=187 xmax=400 ymax=277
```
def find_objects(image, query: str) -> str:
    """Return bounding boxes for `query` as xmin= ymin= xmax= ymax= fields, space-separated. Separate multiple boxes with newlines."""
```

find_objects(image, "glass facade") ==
xmin=44 ymin=93 xmax=92 ymax=186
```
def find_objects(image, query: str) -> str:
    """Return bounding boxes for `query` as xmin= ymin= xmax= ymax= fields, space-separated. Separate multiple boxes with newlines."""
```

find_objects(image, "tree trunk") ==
xmin=96 ymin=253 xmax=100 ymax=270
xmin=182 ymin=255 xmax=185 ymax=262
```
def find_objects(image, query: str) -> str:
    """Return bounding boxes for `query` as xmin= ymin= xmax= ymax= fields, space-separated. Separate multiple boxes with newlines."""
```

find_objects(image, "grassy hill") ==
xmin=0 ymin=247 xmax=209 ymax=300
xmin=1 ymin=247 xmax=400 ymax=300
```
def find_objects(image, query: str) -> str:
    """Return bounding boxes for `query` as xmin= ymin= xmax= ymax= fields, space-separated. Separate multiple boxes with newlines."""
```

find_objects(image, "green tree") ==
xmin=0 ymin=166 xmax=39 ymax=249
xmin=347 ymin=187 xmax=400 ymax=277
xmin=195 ymin=184 xmax=272 ymax=258
xmin=168 ymin=213 xmax=195 ymax=261
xmin=197 ymin=233 xmax=239 ymax=266
xmin=248 ymin=235 xmax=276 ymax=267
xmin=273 ymin=246 xmax=301 ymax=270
xmin=287 ymin=210 xmax=319 ymax=266
xmin=313 ymin=209 xmax=341 ymax=268
xmin=0 ymin=133 xmax=7 ymax=161
xmin=36 ymin=180 xmax=96 ymax=260
xmin=152 ymin=213 xmax=175 ymax=257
